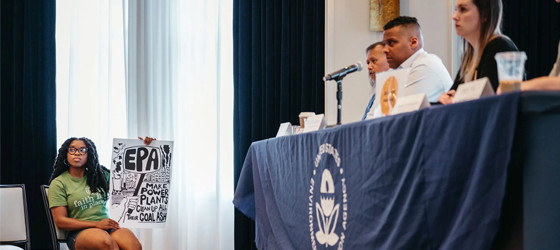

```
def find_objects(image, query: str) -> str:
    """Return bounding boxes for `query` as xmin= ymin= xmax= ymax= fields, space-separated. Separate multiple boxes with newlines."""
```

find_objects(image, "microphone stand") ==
xmin=335 ymin=77 xmax=344 ymax=125
xmin=324 ymin=62 xmax=362 ymax=126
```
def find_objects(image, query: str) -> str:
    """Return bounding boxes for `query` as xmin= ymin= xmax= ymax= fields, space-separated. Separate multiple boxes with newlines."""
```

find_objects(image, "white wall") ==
xmin=325 ymin=0 xmax=457 ymax=125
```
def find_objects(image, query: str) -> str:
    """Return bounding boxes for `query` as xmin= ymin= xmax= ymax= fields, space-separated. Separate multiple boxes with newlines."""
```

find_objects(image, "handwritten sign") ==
xmin=109 ymin=138 xmax=174 ymax=228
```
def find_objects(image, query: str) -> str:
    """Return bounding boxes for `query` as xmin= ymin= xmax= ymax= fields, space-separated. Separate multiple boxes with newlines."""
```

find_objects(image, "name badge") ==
xmin=453 ymin=77 xmax=495 ymax=103
xmin=303 ymin=114 xmax=327 ymax=133
xmin=276 ymin=122 xmax=293 ymax=137
xmin=390 ymin=93 xmax=430 ymax=115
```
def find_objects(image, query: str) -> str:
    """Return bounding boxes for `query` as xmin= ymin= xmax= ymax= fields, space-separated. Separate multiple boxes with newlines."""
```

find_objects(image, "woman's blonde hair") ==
xmin=458 ymin=0 xmax=504 ymax=82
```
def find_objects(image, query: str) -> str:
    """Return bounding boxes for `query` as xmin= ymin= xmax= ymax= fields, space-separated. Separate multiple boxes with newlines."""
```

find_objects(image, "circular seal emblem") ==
xmin=381 ymin=76 xmax=398 ymax=115
xmin=309 ymin=143 xmax=348 ymax=250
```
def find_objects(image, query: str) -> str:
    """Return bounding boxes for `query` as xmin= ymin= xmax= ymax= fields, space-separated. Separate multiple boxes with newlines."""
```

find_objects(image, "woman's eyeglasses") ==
xmin=68 ymin=147 xmax=88 ymax=155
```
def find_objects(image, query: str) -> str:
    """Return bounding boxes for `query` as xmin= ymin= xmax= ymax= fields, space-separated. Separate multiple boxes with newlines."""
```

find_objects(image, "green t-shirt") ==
xmin=48 ymin=171 xmax=109 ymax=222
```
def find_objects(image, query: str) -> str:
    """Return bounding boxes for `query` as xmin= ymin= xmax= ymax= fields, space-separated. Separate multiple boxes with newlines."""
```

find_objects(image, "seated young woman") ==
xmin=48 ymin=137 xmax=143 ymax=250
xmin=438 ymin=0 xmax=519 ymax=104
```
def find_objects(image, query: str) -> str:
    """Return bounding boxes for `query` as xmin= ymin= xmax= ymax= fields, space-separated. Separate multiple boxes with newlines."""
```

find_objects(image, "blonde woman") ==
xmin=439 ymin=0 xmax=519 ymax=104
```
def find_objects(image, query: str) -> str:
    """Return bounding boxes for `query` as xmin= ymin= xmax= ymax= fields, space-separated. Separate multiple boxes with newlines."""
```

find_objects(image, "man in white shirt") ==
xmin=383 ymin=16 xmax=452 ymax=101
xmin=366 ymin=16 xmax=452 ymax=119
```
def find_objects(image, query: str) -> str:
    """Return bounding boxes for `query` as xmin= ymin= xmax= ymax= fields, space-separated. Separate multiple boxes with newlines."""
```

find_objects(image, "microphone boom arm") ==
xmin=323 ymin=62 xmax=362 ymax=125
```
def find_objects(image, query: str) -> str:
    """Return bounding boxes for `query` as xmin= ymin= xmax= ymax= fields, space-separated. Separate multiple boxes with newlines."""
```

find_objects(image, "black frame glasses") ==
xmin=68 ymin=147 xmax=88 ymax=155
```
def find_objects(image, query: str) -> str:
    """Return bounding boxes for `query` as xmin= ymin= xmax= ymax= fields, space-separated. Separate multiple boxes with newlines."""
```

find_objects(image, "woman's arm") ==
xmin=437 ymin=70 xmax=461 ymax=105
xmin=496 ymin=77 xmax=560 ymax=94
xmin=51 ymin=206 xmax=119 ymax=231
xmin=521 ymin=77 xmax=560 ymax=91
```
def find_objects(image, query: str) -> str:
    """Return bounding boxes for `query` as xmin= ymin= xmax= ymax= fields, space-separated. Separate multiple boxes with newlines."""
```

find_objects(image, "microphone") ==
xmin=323 ymin=62 xmax=363 ymax=81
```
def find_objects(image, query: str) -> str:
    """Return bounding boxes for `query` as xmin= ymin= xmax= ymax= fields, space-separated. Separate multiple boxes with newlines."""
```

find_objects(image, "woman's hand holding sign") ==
xmin=138 ymin=136 xmax=156 ymax=146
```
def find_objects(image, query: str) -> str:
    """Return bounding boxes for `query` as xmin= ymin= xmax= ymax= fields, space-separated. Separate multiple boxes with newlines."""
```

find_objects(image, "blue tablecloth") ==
xmin=234 ymin=93 xmax=521 ymax=250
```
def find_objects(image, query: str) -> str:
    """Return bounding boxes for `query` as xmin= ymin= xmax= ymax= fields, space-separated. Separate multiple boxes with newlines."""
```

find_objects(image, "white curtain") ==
xmin=56 ymin=0 xmax=127 ymax=165
xmin=56 ymin=0 xmax=234 ymax=249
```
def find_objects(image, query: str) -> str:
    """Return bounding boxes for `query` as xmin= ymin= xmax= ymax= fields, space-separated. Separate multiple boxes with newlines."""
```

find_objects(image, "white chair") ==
xmin=0 ymin=184 xmax=30 ymax=250
xmin=0 ymin=246 xmax=27 ymax=250
xmin=41 ymin=185 xmax=68 ymax=250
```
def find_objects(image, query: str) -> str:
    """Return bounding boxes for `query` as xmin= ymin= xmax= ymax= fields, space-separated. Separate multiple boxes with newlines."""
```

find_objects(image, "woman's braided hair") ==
xmin=49 ymin=137 xmax=110 ymax=200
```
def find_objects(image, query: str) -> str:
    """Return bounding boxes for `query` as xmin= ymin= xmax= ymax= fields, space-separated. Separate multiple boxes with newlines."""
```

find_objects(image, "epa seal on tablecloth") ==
xmin=309 ymin=143 xmax=348 ymax=250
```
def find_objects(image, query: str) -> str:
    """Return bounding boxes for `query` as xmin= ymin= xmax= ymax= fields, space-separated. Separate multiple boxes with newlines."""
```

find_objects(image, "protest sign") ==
xmin=109 ymin=138 xmax=173 ymax=228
